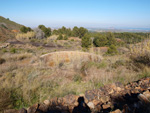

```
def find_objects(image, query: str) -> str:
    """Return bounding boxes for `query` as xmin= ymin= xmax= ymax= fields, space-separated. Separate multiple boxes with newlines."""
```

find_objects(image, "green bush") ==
xmin=20 ymin=26 xmax=32 ymax=33
xmin=57 ymin=34 xmax=63 ymax=40
xmin=106 ymin=45 xmax=118 ymax=55
xmin=93 ymin=35 xmax=107 ymax=47
xmin=10 ymin=48 xmax=17 ymax=53
xmin=64 ymin=35 xmax=68 ymax=40
xmin=81 ymin=34 xmax=92 ymax=48
xmin=38 ymin=25 xmax=51 ymax=37
xmin=2 ymin=48 xmax=8 ymax=53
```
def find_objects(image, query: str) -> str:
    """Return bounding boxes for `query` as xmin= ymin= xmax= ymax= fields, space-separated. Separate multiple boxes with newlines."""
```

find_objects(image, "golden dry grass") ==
xmin=40 ymin=51 xmax=103 ymax=68
xmin=16 ymin=32 xmax=35 ymax=41
xmin=0 ymin=38 xmax=150 ymax=111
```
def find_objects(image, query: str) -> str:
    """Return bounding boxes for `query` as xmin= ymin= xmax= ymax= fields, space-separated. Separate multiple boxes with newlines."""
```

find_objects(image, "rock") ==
xmin=50 ymin=97 xmax=58 ymax=106
xmin=85 ymin=90 xmax=96 ymax=101
xmin=57 ymin=97 xmax=64 ymax=105
xmin=44 ymin=100 xmax=50 ymax=106
xmin=100 ymin=96 xmax=110 ymax=103
xmin=110 ymin=109 xmax=122 ymax=113
xmin=87 ymin=102 xmax=95 ymax=109
xmin=122 ymin=104 xmax=130 ymax=113
xmin=27 ymin=104 xmax=39 ymax=113
xmin=108 ymin=89 xmax=114 ymax=94
xmin=95 ymin=103 xmax=102 ymax=112
xmin=102 ymin=104 xmax=111 ymax=109
xmin=38 ymin=103 xmax=49 ymax=112
xmin=138 ymin=94 xmax=150 ymax=104
xmin=92 ymin=99 xmax=101 ymax=106
xmin=63 ymin=94 xmax=76 ymax=105
xmin=116 ymin=87 xmax=122 ymax=92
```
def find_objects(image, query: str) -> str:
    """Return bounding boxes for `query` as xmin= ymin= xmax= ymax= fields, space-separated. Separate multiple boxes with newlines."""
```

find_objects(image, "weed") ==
xmin=10 ymin=48 xmax=17 ymax=53
xmin=73 ymin=74 xmax=82 ymax=83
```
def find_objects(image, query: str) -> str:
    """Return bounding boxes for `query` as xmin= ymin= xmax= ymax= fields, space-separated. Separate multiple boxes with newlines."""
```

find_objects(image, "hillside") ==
xmin=0 ymin=16 xmax=23 ymax=42
xmin=0 ymin=16 xmax=22 ymax=30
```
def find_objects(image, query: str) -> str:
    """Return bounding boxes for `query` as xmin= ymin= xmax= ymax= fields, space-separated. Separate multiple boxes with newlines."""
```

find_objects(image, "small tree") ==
xmin=106 ymin=32 xmax=116 ymax=46
xmin=57 ymin=34 xmax=63 ymax=40
xmin=64 ymin=35 xmax=68 ymax=40
xmin=78 ymin=27 xmax=88 ymax=38
xmin=20 ymin=26 xmax=32 ymax=33
xmin=38 ymin=25 xmax=51 ymax=37
xmin=81 ymin=34 xmax=92 ymax=48
xmin=72 ymin=26 xmax=79 ymax=37
xmin=106 ymin=44 xmax=118 ymax=55
xmin=93 ymin=35 xmax=107 ymax=47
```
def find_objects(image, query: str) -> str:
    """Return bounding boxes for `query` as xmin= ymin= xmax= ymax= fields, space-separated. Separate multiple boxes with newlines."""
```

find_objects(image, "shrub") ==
xmin=81 ymin=34 xmax=92 ymax=48
xmin=64 ymin=35 xmax=68 ymax=40
xmin=106 ymin=45 xmax=118 ymax=55
xmin=20 ymin=26 xmax=32 ymax=33
xmin=10 ymin=48 xmax=17 ymax=53
xmin=93 ymin=35 xmax=107 ymax=47
xmin=57 ymin=34 xmax=63 ymax=40
xmin=130 ymin=40 xmax=150 ymax=67
xmin=0 ymin=58 xmax=6 ymax=64
xmin=38 ymin=25 xmax=51 ymax=37
xmin=106 ymin=32 xmax=116 ymax=46
xmin=2 ymin=48 xmax=8 ymax=53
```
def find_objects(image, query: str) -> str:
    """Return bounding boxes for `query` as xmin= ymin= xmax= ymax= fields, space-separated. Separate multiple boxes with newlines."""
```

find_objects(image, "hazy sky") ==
xmin=1 ymin=0 xmax=150 ymax=28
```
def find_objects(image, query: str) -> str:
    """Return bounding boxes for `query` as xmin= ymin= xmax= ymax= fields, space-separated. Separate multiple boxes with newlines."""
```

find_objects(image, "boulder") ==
xmin=87 ymin=102 xmax=95 ymax=109
xmin=110 ymin=109 xmax=122 ymax=113
xmin=43 ymin=100 xmax=50 ymax=106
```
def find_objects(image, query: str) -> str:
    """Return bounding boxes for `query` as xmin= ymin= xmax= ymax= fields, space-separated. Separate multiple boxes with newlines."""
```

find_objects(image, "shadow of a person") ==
xmin=72 ymin=96 xmax=91 ymax=113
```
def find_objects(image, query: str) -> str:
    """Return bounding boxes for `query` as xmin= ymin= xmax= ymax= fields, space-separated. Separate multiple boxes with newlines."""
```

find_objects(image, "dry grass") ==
xmin=1 ymin=37 xmax=150 ymax=111
xmin=16 ymin=32 xmax=35 ymax=41
xmin=40 ymin=51 xmax=103 ymax=69
xmin=130 ymin=39 xmax=150 ymax=68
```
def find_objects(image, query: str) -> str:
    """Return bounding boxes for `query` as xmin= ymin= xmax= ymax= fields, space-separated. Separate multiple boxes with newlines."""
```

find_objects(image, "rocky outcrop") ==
xmin=4 ymin=77 xmax=150 ymax=113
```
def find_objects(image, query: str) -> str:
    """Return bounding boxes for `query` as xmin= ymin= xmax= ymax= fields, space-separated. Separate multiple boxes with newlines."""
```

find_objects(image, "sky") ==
xmin=0 ymin=0 xmax=150 ymax=28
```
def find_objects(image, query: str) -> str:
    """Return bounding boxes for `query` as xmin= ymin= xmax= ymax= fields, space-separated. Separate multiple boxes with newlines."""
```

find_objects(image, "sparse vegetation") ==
xmin=16 ymin=31 xmax=35 ymax=41
xmin=1 ymin=22 xmax=150 ymax=112
xmin=106 ymin=44 xmax=118 ymax=55
xmin=20 ymin=26 xmax=32 ymax=33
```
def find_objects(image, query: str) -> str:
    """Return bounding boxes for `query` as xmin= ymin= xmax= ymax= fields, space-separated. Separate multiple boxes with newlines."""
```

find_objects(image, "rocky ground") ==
xmin=4 ymin=77 xmax=150 ymax=113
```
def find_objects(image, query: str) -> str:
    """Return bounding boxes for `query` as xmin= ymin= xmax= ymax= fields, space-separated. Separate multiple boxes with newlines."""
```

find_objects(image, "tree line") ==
xmin=20 ymin=25 xmax=149 ymax=49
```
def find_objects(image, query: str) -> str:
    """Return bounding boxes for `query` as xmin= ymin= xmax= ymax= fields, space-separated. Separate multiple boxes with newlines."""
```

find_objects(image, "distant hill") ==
xmin=0 ymin=16 xmax=22 ymax=30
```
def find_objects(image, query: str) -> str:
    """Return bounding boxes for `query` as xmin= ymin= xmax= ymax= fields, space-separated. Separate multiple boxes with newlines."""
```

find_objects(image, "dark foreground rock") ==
xmin=4 ymin=77 xmax=150 ymax=113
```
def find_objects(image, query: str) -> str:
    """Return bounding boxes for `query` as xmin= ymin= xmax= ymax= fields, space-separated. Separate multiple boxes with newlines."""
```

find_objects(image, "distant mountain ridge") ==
xmin=87 ymin=27 xmax=150 ymax=33
xmin=0 ymin=16 xmax=23 ymax=30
